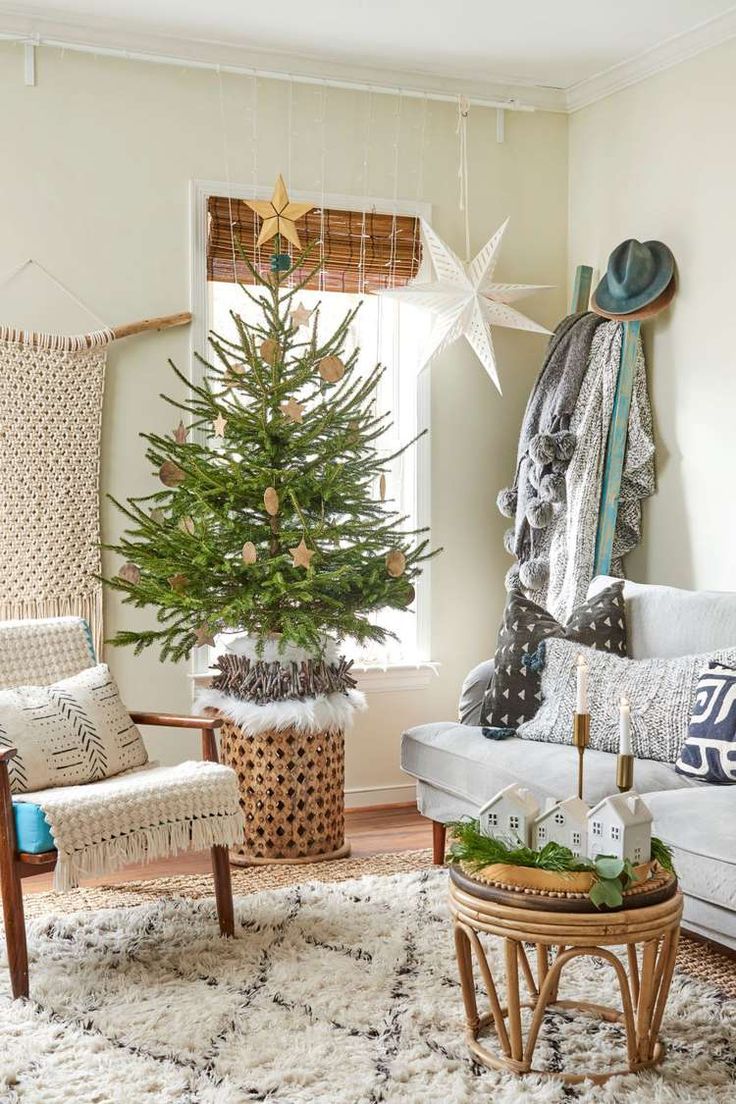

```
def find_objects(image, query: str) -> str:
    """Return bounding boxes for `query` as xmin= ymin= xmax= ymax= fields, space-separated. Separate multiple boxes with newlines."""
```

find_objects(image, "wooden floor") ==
xmin=22 ymin=804 xmax=433 ymax=894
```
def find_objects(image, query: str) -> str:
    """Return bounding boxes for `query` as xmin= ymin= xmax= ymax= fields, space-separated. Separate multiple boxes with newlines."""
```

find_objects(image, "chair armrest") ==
xmin=128 ymin=711 xmax=222 ymax=730
xmin=0 ymin=746 xmax=18 ymax=763
xmin=129 ymin=710 xmax=223 ymax=763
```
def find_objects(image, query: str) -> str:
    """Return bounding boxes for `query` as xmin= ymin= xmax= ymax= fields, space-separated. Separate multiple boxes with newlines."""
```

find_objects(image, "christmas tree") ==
xmin=106 ymin=200 xmax=435 ymax=662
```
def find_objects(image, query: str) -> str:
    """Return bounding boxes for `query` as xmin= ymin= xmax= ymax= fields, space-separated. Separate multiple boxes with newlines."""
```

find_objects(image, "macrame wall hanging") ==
xmin=0 ymin=260 xmax=190 ymax=657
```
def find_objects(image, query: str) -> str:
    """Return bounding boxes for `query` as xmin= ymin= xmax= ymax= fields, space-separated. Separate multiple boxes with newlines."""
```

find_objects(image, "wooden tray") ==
xmin=449 ymin=862 xmax=678 ymax=913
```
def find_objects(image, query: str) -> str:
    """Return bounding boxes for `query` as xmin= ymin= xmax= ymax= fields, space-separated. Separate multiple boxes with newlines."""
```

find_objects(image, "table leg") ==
xmin=636 ymin=939 xmax=660 ymax=1063
xmin=454 ymin=921 xmax=480 ymax=1035
xmin=505 ymin=938 xmax=524 ymax=1063
xmin=536 ymin=943 xmax=550 ymax=993
xmin=647 ymin=928 xmax=680 ymax=1061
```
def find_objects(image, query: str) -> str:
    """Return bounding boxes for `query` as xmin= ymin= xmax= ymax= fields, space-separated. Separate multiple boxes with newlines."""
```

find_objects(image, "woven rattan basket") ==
xmin=219 ymin=720 xmax=350 ymax=865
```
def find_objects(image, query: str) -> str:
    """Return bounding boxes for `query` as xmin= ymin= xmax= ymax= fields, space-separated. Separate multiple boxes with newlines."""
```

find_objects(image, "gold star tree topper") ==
xmin=246 ymin=175 xmax=313 ymax=250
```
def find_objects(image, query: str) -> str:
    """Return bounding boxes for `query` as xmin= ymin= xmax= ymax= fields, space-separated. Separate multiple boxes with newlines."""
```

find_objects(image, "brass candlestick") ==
xmin=573 ymin=712 xmax=590 ymax=800
xmin=616 ymin=753 xmax=634 ymax=793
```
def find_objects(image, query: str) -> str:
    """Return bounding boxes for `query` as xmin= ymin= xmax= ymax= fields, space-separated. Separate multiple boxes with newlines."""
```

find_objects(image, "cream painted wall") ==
xmin=568 ymin=39 xmax=736 ymax=594
xmin=0 ymin=44 xmax=568 ymax=800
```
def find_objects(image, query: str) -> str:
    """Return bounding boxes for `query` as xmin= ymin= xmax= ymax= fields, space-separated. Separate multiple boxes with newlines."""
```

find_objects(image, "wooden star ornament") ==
xmin=289 ymin=302 xmax=313 ymax=329
xmin=194 ymin=625 xmax=216 ymax=648
xmin=212 ymin=413 xmax=227 ymax=438
xmin=290 ymin=538 xmax=314 ymax=569
xmin=246 ymin=175 xmax=313 ymax=250
xmin=173 ymin=420 xmax=188 ymax=444
xmin=280 ymin=398 xmax=305 ymax=424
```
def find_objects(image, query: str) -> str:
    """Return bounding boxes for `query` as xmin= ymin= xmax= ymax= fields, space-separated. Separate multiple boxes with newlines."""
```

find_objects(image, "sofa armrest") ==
xmin=458 ymin=659 xmax=495 ymax=726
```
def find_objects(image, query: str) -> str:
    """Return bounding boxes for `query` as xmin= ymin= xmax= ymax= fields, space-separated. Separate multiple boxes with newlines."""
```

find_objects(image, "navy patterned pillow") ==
xmin=675 ymin=662 xmax=736 ymax=783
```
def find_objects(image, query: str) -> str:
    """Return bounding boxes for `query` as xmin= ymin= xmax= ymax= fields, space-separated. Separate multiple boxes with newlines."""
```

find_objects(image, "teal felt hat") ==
xmin=592 ymin=239 xmax=674 ymax=316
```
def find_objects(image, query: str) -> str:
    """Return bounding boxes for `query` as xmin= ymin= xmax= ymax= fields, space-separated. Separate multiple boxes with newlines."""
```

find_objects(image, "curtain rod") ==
xmin=0 ymin=32 xmax=536 ymax=112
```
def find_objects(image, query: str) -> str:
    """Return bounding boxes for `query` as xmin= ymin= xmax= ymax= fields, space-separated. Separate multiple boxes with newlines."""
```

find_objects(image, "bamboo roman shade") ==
xmin=207 ymin=197 xmax=421 ymax=293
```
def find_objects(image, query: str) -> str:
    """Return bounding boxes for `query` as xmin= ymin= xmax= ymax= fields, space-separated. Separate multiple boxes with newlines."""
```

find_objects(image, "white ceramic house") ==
xmin=478 ymin=783 xmax=540 ymax=845
xmin=587 ymin=793 xmax=653 ymax=865
xmin=532 ymin=796 xmax=590 ymax=857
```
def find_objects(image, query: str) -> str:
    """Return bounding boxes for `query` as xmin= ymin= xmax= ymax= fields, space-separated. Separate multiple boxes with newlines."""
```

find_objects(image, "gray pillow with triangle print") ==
xmin=481 ymin=581 xmax=627 ymax=730
xmin=0 ymin=663 xmax=148 ymax=795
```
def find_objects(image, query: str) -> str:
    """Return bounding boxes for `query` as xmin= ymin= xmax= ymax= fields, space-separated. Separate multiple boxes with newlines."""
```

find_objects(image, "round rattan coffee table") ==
xmin=449 ymin=863 xmax=682 ymax=1085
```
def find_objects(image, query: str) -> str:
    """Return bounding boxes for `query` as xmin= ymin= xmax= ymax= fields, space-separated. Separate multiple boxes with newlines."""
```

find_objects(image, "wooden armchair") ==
xmin=0 ymin=620 xmax=235 ymax=1001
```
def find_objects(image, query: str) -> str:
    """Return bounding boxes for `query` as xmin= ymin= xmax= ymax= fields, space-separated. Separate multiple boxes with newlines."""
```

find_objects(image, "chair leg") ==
xmin=210 ymin=845 xmax=235 ymax=937
xmin=0 ymin=767 xmax=29 ymax=999
xmin=432 ymin=820 xmax=446 ymax=865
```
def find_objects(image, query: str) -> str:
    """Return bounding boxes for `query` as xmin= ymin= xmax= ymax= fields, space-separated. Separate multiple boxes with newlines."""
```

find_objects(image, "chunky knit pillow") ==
xmin=0 ymin=664 xmax=148 ymax=794
xmin=482 ymin=581 xmax=627 ymax=730
xmin=518 ymin=639 xmax=736 ymax=763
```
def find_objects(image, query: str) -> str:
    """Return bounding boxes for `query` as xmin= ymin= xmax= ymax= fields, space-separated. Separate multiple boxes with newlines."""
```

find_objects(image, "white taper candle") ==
xmin=619 ymin=695 xmax=632 ymax=756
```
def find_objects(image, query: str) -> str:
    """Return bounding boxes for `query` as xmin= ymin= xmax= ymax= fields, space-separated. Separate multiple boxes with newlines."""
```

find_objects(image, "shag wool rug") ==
xmin=2 ymin=863 xmax=736 ymax=1103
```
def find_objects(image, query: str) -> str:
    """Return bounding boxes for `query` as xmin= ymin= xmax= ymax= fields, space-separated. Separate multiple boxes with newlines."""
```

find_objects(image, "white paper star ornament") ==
xmin=380 ymin=218 xmax=552 ymax=394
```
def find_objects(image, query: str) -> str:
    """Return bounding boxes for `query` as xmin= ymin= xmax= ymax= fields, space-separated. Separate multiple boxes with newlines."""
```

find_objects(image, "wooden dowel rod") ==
xmin=0 ymin=310 xmax=192 ymax=349
xmin=111 ymin=311 xmax=192 ymax=340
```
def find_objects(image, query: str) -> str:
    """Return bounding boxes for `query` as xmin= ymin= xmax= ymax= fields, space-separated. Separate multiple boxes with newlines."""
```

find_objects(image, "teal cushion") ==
xmin=12 ymin=802 xmax=55 ymax=854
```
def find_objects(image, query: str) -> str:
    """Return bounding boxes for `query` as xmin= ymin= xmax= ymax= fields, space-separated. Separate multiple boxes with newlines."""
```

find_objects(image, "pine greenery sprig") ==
xmin=447 ymin=819 xmax=676 ymax=910
xmin=103 ymin=239 xmax=440 ymax=661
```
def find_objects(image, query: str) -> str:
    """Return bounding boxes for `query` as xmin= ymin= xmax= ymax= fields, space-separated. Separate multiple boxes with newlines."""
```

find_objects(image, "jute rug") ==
xmin=2 ymin=860 xmax=735 ymax=1102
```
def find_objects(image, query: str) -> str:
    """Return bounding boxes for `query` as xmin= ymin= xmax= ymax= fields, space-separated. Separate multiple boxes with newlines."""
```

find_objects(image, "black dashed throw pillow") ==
xmin=481 ymin=581 xmax=628 ymax=730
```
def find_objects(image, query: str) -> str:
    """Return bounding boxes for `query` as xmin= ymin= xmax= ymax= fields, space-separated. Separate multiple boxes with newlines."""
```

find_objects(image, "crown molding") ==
xmin=2 ymin=3 xmax=734 ymax=116
xmin=0 ymin=7 xmax=567 ymax=112
xmin=566 ymin=6 xmax=736 ymax=112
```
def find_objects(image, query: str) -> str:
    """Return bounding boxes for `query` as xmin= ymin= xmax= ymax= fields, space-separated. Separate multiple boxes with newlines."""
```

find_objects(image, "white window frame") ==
xmin=188 ymin=179 xmax=435 ymax=692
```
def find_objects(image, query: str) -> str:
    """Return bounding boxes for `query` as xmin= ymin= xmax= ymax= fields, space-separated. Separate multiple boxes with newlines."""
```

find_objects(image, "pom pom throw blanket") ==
xmin=498 ymin=314 xmax=654 ymax=617
xmin=0 ymin=327 xmax=112 ymax=656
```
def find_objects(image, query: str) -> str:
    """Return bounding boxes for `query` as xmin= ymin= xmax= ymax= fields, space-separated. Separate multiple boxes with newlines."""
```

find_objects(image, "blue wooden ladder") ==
xmin=569 ymin=264 xmax=640 ymax=576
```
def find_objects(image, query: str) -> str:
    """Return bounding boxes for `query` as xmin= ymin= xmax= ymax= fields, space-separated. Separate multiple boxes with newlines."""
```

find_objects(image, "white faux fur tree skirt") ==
xmin=1 ymin=869 xmax=734 ymax=1103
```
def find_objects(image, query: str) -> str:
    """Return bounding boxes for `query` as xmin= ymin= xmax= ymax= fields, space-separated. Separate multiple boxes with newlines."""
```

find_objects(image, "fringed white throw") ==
xmin=13 ymin=761 xmax=243 ymax=891
xmin=0 ymin=327 xmax=113 ymax=657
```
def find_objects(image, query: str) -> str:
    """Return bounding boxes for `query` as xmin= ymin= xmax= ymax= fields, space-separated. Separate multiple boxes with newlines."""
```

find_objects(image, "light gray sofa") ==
xmin=401 ymin=577 xmax=736 ymax=950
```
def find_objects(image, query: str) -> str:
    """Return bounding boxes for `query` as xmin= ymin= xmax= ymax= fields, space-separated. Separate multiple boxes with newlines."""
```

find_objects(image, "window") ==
xmin=537 ymin=826 xmax=546 ymax=842
xmin=193 ymin=184 xmax=431 ymax=672
xmin=572 ymin=832 xmax=581 ymax=847
xmin=633 ymin=846 xmax=642 ymax=862
xmin=508 ymin=815 xmax=520 ymax=831
xmin=554 ymin=813 xmax=565 ymax=826
xmin=611 ymin=825 xmax=621 ymax=841
xmin=592 ymin=821 xmax=602 ymax=836
xmin=488 ymin=812 xmax=498 ymax=827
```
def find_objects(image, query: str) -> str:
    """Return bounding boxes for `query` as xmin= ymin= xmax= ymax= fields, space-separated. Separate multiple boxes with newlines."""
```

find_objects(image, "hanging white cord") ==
xmin=286 ymin=77 xmax=294 ymax=187
xmin=0 ymin=259 xmax=113 ymax=349
xmin=410 ymin=94 xmax=429 ymax=282
xmin=416 ymin=93 xmax=428 ymax=203
xmin=0 ymin=259 xmax=109 ymax=328
xmin=216 ymin=65 xmax=238 ymax=284
xmin=287 ymin=76 xmax=294 ymax=287
xmin=456 ymin=95 xmax=471 ymax=263
xmin=387 ymin=90 xmax=403 ymax=289
xmin=318 ymin=80 xmax=327 ymax=293
xmin=251 ymin=72 xmax=261 ymax=274
xmin=357 ymin=89 xmax=374 ymax=297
